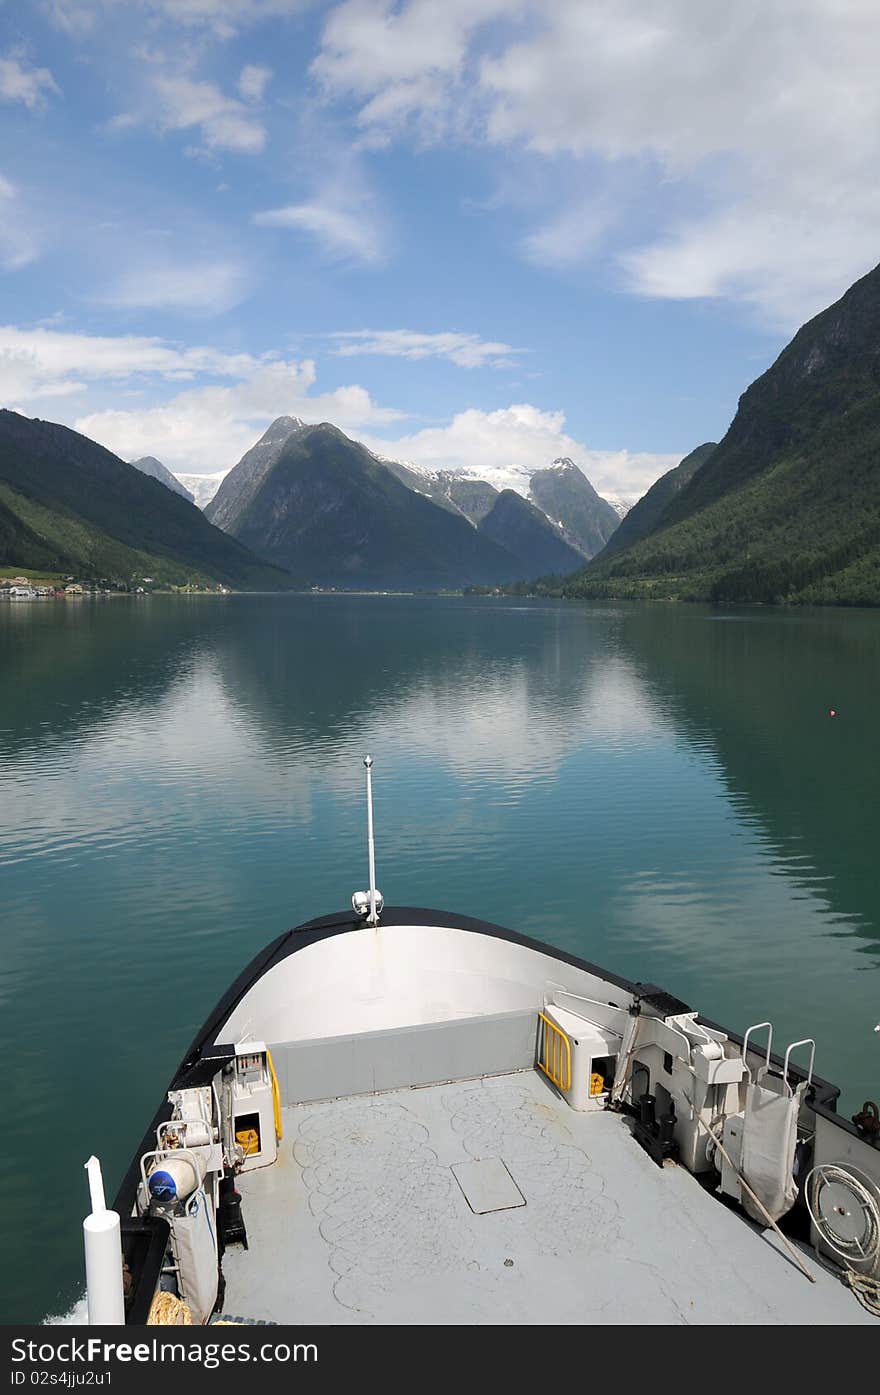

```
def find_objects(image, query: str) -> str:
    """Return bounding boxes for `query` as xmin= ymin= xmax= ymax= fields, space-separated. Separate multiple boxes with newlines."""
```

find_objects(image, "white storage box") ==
xmin=232 ymin=1042 xmax=279 ymax=1172
xmin=540 ymin=1006 xmax=619 ymax=1112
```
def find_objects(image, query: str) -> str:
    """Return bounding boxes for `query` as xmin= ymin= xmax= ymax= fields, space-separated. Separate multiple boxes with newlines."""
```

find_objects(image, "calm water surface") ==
xmin=1 ymin=595 xmax=878 ymax=1322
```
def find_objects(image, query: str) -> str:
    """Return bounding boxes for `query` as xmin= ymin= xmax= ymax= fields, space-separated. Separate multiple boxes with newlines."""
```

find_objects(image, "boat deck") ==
xmin=221 ymin=1069 xmax=872 ymax=1325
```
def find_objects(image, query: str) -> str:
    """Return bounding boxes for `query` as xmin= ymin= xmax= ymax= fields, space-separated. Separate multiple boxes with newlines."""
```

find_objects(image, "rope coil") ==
xmin=147 ymin=1291 xmax=193 ymax=1325
xmin=844 ymin=1268 xmax=880 ymax=1318
xmin=805 ymin=1162 xmax=880 ymax=1317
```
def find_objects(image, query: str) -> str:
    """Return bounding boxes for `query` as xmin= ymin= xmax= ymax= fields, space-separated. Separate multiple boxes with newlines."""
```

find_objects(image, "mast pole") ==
xmin=364 ymin=755 xmax=378 ymax=926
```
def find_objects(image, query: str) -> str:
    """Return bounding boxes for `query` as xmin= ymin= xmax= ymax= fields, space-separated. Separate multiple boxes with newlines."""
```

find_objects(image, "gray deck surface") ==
xmin=221 ymin=1069 xmax=874 ymax=1325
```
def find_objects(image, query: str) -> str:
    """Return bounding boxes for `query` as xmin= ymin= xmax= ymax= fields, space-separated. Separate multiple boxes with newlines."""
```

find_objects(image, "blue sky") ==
xmin=1 ymin=1 xmax=878 ymax=498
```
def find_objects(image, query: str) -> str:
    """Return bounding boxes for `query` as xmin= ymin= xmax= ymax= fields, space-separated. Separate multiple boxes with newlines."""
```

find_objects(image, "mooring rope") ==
xmin=147 ymin=1290 xmax=193 ymax=1325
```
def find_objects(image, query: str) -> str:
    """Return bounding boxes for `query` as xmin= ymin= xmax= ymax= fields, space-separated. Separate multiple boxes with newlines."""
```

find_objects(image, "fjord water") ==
xmin=1 ymin=595 xmax=878 ymax=1322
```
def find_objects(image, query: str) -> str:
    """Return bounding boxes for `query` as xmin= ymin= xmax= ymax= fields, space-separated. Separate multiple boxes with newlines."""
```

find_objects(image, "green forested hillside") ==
xmin=596 ymin=443 xmax=717 ymax=562
xmin=0 ymin=479 xmax=212 ymax=584
xmin=564 ymin=262 xmax=880 ymax=605
xmin=0 ymin=412 xmax=294 ymax=589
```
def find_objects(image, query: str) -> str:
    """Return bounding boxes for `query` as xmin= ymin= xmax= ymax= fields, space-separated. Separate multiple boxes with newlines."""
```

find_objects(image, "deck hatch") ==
xmin=451 ymin=1158 xmax=526 ymax=1214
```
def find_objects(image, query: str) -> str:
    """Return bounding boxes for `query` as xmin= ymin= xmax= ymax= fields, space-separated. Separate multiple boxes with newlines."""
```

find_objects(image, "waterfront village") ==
xmin=0 ymin=575 xmax=231 ymax=598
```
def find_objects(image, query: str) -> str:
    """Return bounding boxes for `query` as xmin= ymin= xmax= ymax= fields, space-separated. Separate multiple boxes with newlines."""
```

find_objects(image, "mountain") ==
xmin=130 ymin=455 xmax=194 ymax=503
xmin=564 ymin=261 xmax=880 ymax=605
xmin=172 ymin=470 xmax=229 ymax=510
xmin=379 ymin=457 xmax=500 ymax=524
xmin=604 ymin=496 xmax=636 ymax=520
xmin=478 ymin=489 xmax=586 ymax=577
xmin=207 ymin=417 xmax=625 ymax=587
xmin=441 ymin=474 xmax=499 ymax=525
xmin=596 ymin=443 xmax=717 ymax=561
xmin=206 ymin=421 xmax=522 ymax=589
xmin=206 ymin=416 xmax=307 ymax=533
xmin=528 ymin=458 xmax=620 ymax=559
xmin=0 ymin=411 xmax=293 ymax=589
xmin=377 ymin=457 xmax=466 ymax=516
xmin=380 ymin=453 xmax=621 ymax=543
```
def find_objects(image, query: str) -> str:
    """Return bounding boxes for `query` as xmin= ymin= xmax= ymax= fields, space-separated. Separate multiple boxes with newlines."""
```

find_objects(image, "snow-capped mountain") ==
xmin=378 ymin=453 xmax=621 ymax=559
xmin=172 ymin=469 xmax=231 ymax=510
xmin=603 ymin=496 xmax=637 ymax=519
xmin=377 ymin=456 xmax=499 ymax=524
xmin=376 ymin=454 xmax=532 ymax=502
xmin=199 ymin=416 xmax=595 ymax=584
xmin=528 ymin=459 xmax=621 ymax=558
xmin=202 ymin=419 xmax=520 ymax=589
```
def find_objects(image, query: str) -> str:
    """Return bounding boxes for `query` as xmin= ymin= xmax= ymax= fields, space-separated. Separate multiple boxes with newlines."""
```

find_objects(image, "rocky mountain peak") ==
xmin=129 ymin=454 xmax=194 ymax=503
xmin=261 ymin=416 xmax=307 ymax=443
xmin=528 ymin=458 xmax=620 ymax=559
xmin=206 ymin=417 xmax=309 ymax=531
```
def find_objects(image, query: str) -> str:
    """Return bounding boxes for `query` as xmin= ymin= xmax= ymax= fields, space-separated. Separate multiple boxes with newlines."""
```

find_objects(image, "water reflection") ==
xmin=0 ymin=599 xmax=673 ymax=857
xmin=613 ymin=605 xmax=880 ymax=955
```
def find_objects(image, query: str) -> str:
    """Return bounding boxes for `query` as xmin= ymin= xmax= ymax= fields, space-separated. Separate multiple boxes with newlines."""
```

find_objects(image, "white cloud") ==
xmin=0 ymin=178 xmax=40 ymax=271
xmin=0 ymin=324 xmax=260 ymax=403
xmin=478 ymin=2 xmax=879 ymax=165
xmin=152 ymin=74 xmax=267 ymax=153
xmin=578 ymin=448 xmax=682 ymax=502
xmin=98 ymin=256 xmax=252 ymax=313
xmin=328 ymin=328 xmax=519 ymax=369
xmin=74 ymin=358 xmax=404 ymax=471
xmin=238 ymin=63 xmax=272 ymax=102
xmin=621 ymin=200 xmax=880 ymax=329
xmin=0 ymin=50 xmax=60 ymax=109
xmin=0 ymin=323 xmax=677 ymax=497
xmin=522 ymin=198 xmax=617 ymax=270
xmin=0 ymin=323 xmax=403 ymax=468
xmin=312 ymin=0 xmax=511 ymax=140
xmin=314 ymin=0 xmax=880 ymax=326
xmin=366 ymin=403 xmax=575 ymax=470
xmin=254 ymin=199 xmax=386 ymax=265
xmin=363 ymin=403 xmax=681 ymax=497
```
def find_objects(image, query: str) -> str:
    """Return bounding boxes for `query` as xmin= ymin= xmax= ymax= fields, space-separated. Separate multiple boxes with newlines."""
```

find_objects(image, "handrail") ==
xmin=537 ymin=1011 xmax=572 ymax=1093
xmin=783 ymin=1038 xmax=815 ymax=1089
xmin=267 ymin=1048 xmax=283 ymax=1142
xmin=742 ymin=1021 xmax=773 ymax=1085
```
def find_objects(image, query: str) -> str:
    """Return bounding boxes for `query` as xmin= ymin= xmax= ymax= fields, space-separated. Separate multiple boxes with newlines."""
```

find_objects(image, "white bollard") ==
xmin=83 ymin=1156 xmax=125 ymax=1326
